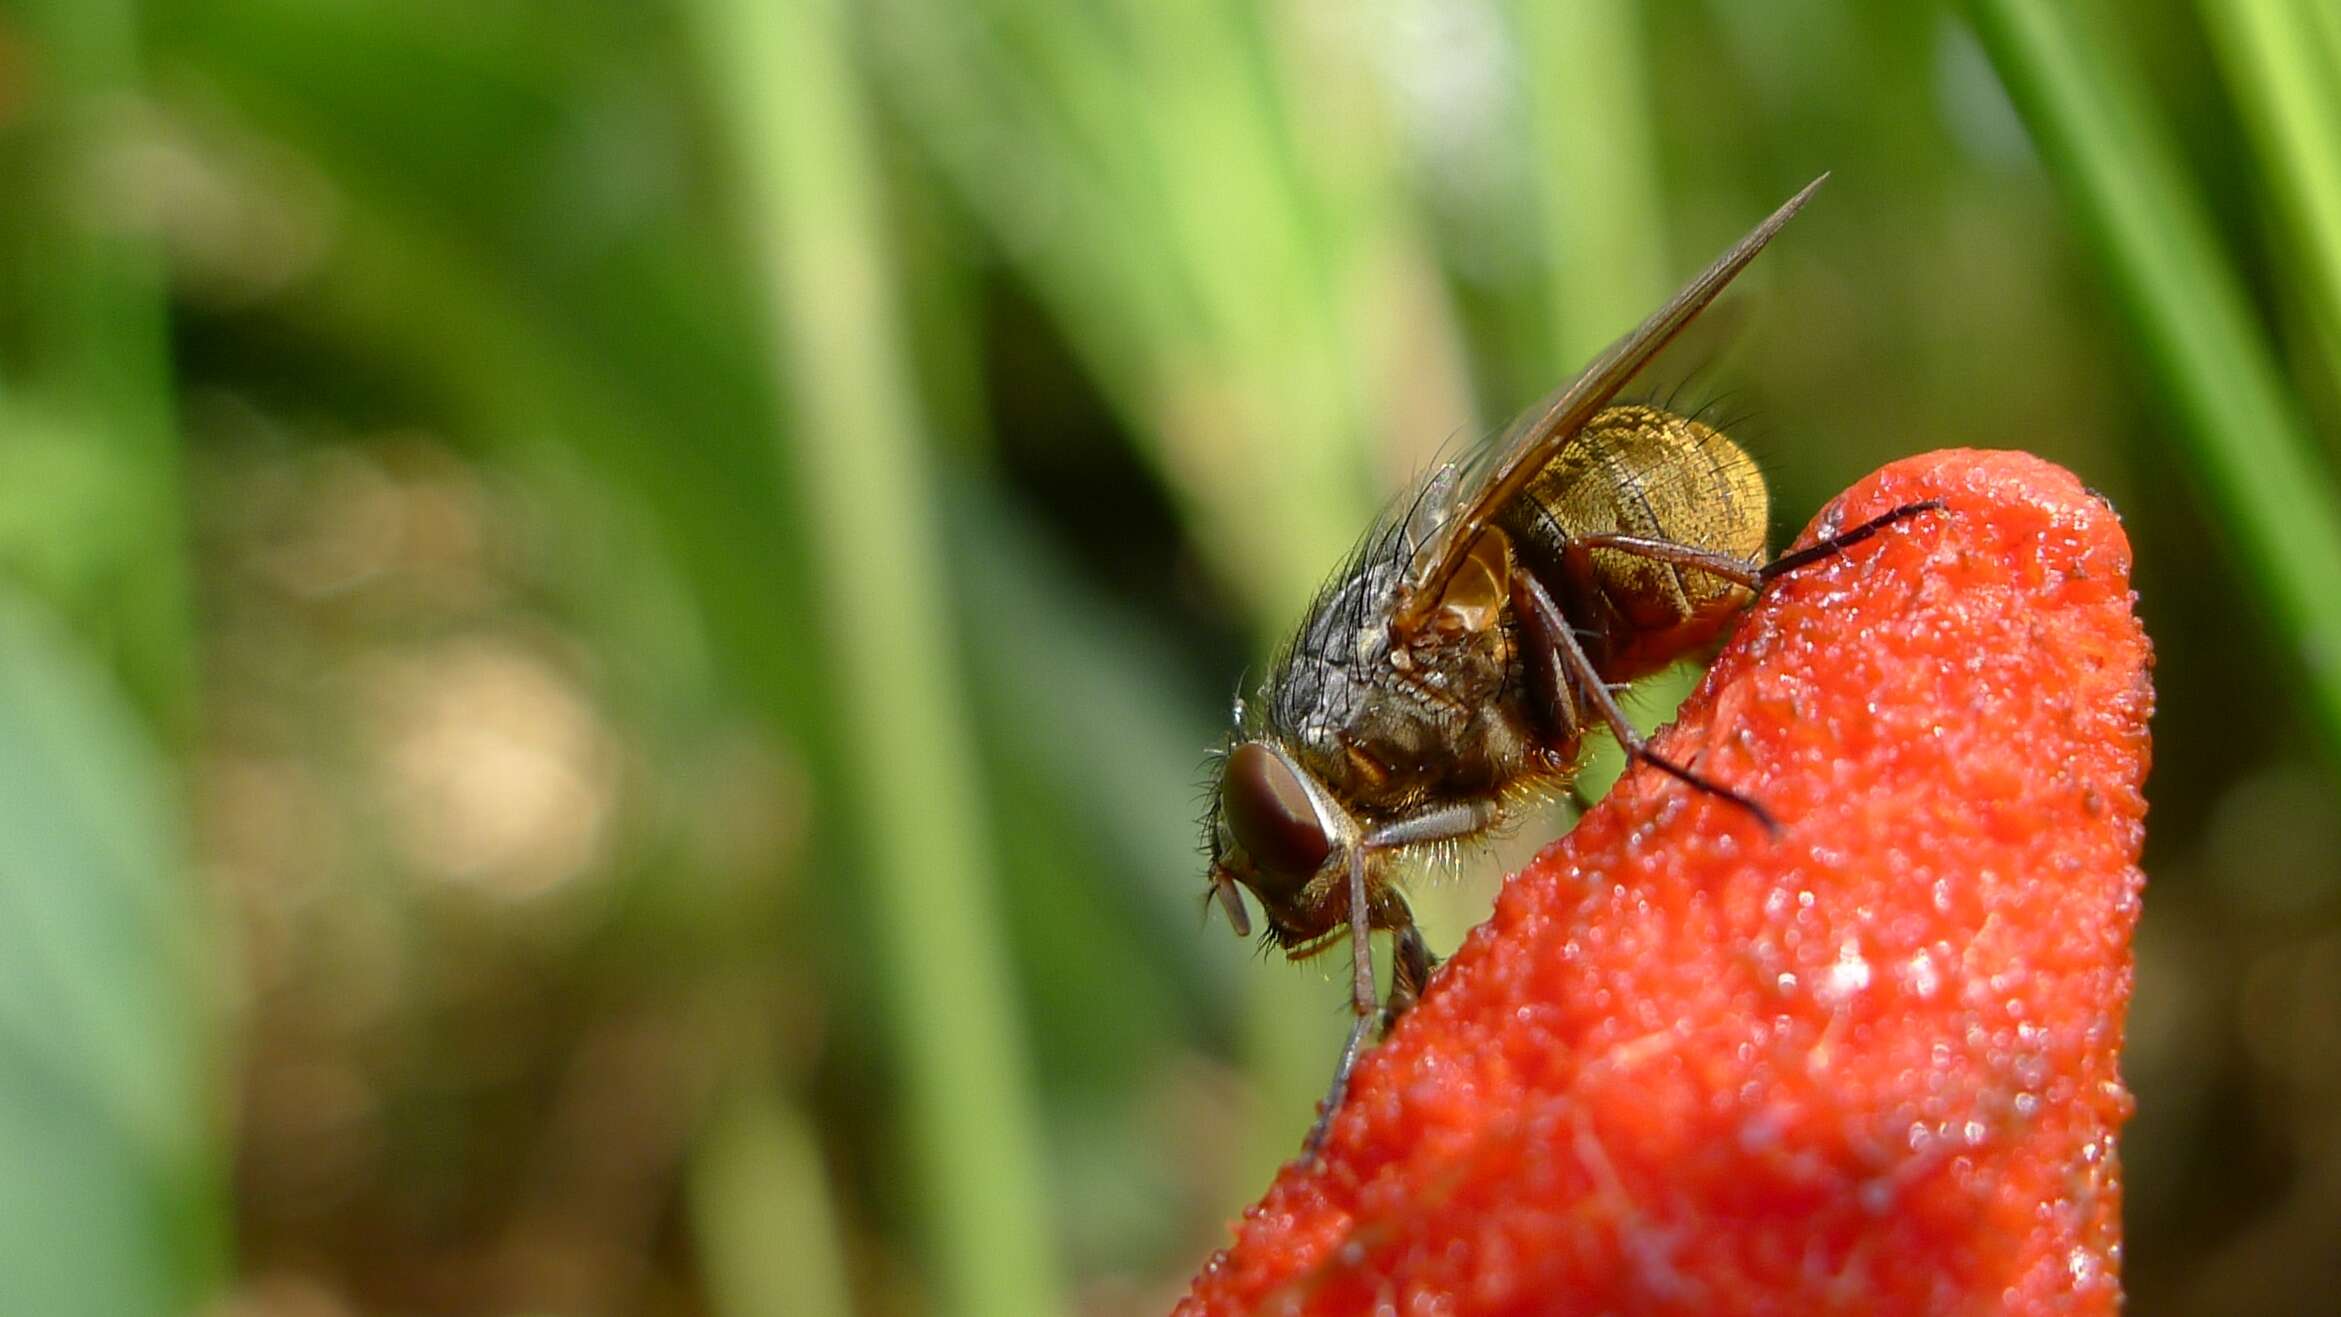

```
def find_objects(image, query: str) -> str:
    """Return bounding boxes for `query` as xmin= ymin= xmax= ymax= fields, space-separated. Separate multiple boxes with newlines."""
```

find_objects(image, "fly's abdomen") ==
xmin=1504 ymin=404 xmax=1769 ymax=682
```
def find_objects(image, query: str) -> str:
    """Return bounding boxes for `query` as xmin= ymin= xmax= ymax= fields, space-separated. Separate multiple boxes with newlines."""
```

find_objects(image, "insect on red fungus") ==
xmin=1201 ymin=176 xmax=1942 ymax=1151
xmin=1184 ymin=449 xmax=2150 ymax=1314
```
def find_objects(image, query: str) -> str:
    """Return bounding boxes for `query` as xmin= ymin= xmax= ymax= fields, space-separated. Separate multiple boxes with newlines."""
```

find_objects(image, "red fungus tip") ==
xmin=1178 ymin=450 xmax=2153 ymax=1316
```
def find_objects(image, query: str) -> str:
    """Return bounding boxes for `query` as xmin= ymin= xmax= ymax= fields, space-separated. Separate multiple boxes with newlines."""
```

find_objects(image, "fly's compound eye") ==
xmin=1220 ymin=741 xmax=1333 ymax=890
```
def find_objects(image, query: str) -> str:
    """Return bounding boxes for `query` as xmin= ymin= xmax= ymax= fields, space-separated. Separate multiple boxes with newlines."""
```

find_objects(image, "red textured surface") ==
xmin=1177 ymin=450 xmax=2152 ymax=1316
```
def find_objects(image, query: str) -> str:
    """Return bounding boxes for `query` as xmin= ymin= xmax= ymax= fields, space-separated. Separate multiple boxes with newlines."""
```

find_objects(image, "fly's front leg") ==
xmin=1300 ymin=798 xmax=1499 ymax=1158
xmin=1305 ymin=846 xmax=1380 ymax=1159
xmin=1385 ymin=921 xmax=1438 ymax=1024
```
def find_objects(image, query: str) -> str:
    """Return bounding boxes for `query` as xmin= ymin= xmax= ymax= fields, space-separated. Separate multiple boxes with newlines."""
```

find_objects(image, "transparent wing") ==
xmin=1391 ymin=174 xmax=1828 ymax=634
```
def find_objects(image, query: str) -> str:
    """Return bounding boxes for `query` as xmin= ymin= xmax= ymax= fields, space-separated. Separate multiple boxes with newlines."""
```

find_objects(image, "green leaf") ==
xmin=0 ymin=586 xmax=222 ymax=1316
xmin=689 ymin=1085 xmax=854 ymax=1317
xmin=1966 ymin=0 xmax=2341 ymax=765
xmin=683 ymin=0 xmax=1065 ymax=1311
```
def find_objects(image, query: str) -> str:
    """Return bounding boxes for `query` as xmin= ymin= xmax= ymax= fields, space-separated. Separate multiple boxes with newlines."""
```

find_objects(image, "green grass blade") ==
xmin=683 ymin=1 xmax=1065 ymax=1313
xmin=2311 ymin=0 xmax=2341 ymax=96
xmin=1509 ymin=0 xmax=1670 ymax=364
xmin=872 ymin=0 xmax=1450 ymax=1172
xmin=1501 ymin=0 xmax=1681 ymax=814
xmin=1966 ymin=0 xmax=2341 ymax=761
xmin=2198 ymin=0 xmax=2341 ymax=396
xmin=3 ymin=0 xmax=193 ymax=736
xmin=689 ymin=1085 xmax=855 ymax=1317
xmin=0 ymin=587 xmax=222 ymax=1316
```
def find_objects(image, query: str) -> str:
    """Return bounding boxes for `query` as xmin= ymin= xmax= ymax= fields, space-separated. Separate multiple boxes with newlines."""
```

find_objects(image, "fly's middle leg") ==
xmin=1511 ymin=569 xmax=1780 ymax=834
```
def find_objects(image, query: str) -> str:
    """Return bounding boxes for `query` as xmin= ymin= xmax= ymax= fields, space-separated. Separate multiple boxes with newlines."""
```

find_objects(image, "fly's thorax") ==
xmin=1504 ymin=403 xmax=1769 ymax=681
xmin=1263 ymin=543 xmax=1403 ymax=740
xmin=1283 ymin=623 xmax=1511 ymax=812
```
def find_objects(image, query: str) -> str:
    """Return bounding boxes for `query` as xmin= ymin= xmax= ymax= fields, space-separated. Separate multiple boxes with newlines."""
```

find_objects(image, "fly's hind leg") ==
xmin=1756 ymin=500 xmax=1945 ymax=582
xmin=1568 ymin=499 xmax=1947 ymax=591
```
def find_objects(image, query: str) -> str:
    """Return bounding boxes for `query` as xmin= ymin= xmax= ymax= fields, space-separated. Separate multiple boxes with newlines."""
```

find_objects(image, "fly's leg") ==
xmin=1756 ymin=500 xmax=1945 ymax=582
xmin=1512 ymin=571 xmax=1581 ymax=752
xmin=1529 ymin=501 xmax=1944 ymax=835
xmin=1386 ymin=921 xmax=1438 ymax=1023
xmin=1565 ymin=533 xmax=1760 ymax=589
xmin=1570 ymin=500 xmax=1946 ymax=590
xmin=1514 ymin=579 xmax=1581 ymax=750
xmin=1364 ymin=798 xmax=1500 ymax=851
xmin=1300 ymin=799 xmax=1499 ymax=1158
xmin=1304 ymin=847 xmax=1380 ymax=1159
xmin=1512 ymin=571 xmax=1780 ymax=834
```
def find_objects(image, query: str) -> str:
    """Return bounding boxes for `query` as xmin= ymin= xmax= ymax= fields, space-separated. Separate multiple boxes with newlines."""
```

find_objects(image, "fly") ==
xmin=1201 ymin=175 xmax=1943 ymax=1154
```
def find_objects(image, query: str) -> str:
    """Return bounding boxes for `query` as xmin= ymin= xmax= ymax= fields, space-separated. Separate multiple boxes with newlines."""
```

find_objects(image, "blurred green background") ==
xmin=1 ymin=1 xmax=2338 ymax=1314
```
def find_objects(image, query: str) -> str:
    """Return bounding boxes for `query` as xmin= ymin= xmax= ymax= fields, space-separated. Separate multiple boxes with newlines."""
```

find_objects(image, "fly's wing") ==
xmin=1391 ymin=174 xmax=1829 ymax=635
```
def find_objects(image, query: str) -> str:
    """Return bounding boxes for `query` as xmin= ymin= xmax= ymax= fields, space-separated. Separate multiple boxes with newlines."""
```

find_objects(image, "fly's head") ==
xmin=1204 ymin=733 xmax=1358 ymax=949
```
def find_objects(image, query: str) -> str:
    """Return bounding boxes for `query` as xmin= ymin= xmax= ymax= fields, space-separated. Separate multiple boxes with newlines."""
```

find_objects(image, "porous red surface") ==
xmin=1177 ymin=450 xmax=2152 ymax=1316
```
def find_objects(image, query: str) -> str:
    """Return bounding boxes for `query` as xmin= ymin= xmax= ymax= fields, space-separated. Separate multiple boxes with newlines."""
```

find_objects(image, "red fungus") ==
xmin=1179 ymin=450 xmax=2152 ymax=1316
